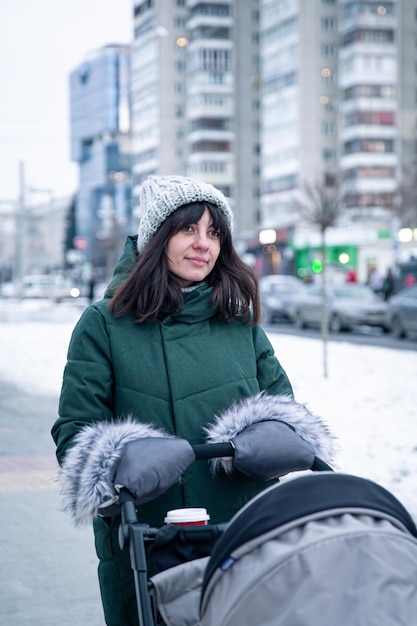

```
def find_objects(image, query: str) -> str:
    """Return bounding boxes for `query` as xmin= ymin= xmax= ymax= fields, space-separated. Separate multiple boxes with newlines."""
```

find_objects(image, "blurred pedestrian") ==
xmin=51 ymin=175 xmax=336 ymax=626
xmin=381 ymin=268 xmax=395 ymax=301
xmin=346 ymin=268 xmax=357 ymax=283
xmin=87 ymin=271 xmax=96 ymax=305
xmin=368 ymin=266 xmax=383 ymax=293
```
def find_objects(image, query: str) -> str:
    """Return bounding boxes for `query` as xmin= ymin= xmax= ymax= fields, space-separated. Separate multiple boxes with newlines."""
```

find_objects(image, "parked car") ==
xmin=259 ymin=275 xmax=306 ymax=323
xmin=0 ymin=275 xmax=81 ymax=303
xmin=291 ymin=283 xmax=389 ymax=333
xmin=385 ymin=285 xmax=417 ymax=339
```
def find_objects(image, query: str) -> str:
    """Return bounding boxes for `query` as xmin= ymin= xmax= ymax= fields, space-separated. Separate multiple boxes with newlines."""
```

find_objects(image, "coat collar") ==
xmin=166 ymin=283 xmax=218 ymax=324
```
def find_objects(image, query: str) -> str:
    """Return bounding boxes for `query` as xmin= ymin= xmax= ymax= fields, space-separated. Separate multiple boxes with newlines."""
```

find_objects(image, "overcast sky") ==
xmin=0 ymin=0 xmax=132 ymax=203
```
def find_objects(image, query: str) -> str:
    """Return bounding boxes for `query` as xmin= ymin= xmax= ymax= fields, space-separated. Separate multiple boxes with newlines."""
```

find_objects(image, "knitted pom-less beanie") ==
xmin=136 ymin=175 xmax=233 ymax=252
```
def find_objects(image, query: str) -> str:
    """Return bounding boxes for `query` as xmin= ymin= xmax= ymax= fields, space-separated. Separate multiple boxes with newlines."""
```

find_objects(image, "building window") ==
xmin=174 ymin=16 xmax=187 ymax=28
xmin=343 ymin=84 xmax=396 ymax=99
xmin=191 ymin=26 xmax=230 ymax=41
xmin=344 ymin=138 xmax=394 ymax=154
xmin=342 ymin=28 xmax=394 ymax=46
xmin=190 ymin=3 xmax=230 ymax=18
xmin=322 ymin=43 xmax=337 ymax=57
xmin=81 ymin=139 xmax=93 ymax=162
xmin=343 ymin=2 xmax=395 ymax=19
xmin=134 ymin=1 xmax=154 ymax=18
xmin=190 ymin=118 xmax=231 ymax=131
xmin=198 ymin=161 xmax=226 ymax=174
xmin=191 ymin=140 xmax=231 ymax=152
xmin=196 ymin=48 xmax=231 ymax=72
xmin=322 ymin=122 xmax=337 ymax=135
xmin=322 ymin=17 xmax=337 ymax=30
xmin=344 ymin=166 xmax=395 ymax=180
xmin=263 ymin=17 xmax=297 ymax=45
xmin=134 ymin=16 xmax=154 ymax=38
xmin=323 ymin=148 xmax=336 ymax=161
xmin=344 ymin=110 xmax=395 ymax=126
xmin=263 ymin=71 xmax=297 ymax=94
xmin=345 ymin=193 xmax=394 ymax=208
xmin=265 ymin=174 xmax=297 ymax=193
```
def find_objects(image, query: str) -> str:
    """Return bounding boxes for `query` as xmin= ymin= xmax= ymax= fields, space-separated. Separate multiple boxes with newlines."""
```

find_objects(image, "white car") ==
xmin=386 ymin=285 xmax=417 ymax=339
xmin=292 ymin=284 xmax=390 ymax=333
xmin=1 ymin=275 xmax=81 ymax=302
xmin=259 ymin=275 xmax=307 ymax=323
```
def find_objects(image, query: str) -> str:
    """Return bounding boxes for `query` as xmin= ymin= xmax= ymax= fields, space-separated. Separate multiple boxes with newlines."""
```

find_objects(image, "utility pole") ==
xmin=14 ymin=161 xmax=25 ymax=299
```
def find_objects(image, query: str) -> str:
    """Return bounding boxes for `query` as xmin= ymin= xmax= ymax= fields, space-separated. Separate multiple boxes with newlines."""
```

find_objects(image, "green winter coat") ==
xmin=52 ymin=236 xmax=293 ymax=625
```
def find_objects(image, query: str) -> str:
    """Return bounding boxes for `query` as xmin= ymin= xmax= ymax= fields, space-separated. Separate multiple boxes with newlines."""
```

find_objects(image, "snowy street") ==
xmin=0 ymin=302 xmax=416 ymax=625
xmin=0 ymin=303 xmax=416 ymax=519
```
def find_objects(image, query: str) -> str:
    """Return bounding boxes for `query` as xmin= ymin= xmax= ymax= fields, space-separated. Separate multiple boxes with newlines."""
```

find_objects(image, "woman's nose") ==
xmin=192 ymin=231 xmax=209 ymax=249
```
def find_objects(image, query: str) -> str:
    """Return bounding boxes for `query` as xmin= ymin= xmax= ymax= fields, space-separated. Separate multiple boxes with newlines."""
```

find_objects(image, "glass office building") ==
xmin=69 ymin=44 xmax=132 ymax=269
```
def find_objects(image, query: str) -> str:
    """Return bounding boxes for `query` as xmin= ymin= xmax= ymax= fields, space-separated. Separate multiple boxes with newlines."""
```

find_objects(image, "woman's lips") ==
xmin=186 ymin=257 xmax=208 ymax=267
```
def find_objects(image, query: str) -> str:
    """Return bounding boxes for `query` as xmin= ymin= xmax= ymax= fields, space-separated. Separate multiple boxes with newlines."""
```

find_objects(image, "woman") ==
xmin=52 ymin=175 xmax=336 ymax=625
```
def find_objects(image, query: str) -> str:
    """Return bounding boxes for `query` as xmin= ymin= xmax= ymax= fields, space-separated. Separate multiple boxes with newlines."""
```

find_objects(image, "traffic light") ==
xmin=311 ymin=258 xmax=323 ymax=273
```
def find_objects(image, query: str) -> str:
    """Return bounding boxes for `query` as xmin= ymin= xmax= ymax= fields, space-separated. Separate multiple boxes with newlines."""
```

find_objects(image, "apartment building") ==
xmin=338 ymin=0 xmax=397 ymax=224
xmin=260 ymin=0 xmax=417 ymax=280
xmin=129 ymin=1 xmax=416 ymax=278
xmin=260 ymin=0 xmax=339 ymax=230
xmin=131 ymin=0 xmax=261 ymax=233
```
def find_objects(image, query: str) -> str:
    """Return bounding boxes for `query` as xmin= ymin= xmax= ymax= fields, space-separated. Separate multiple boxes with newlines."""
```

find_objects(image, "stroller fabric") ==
xmin=150 ymin=557 xmax=208 ymax=626
xmin=199 ymin=472 xmax=417 ymax=626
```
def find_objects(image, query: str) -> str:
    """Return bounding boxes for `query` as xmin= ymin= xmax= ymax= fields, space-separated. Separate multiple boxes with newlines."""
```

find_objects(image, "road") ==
xmin=263 ymin=319 xmax=417 ymax=352
xmin=1 ymin=296 xmax=415 ymax=351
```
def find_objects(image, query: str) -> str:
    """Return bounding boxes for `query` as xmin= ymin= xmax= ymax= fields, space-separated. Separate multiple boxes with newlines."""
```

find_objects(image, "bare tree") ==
xmin=395 ymin=160 xmax=417 ymax=228
xmin=299 ymin=171 xmax=345 ymax=378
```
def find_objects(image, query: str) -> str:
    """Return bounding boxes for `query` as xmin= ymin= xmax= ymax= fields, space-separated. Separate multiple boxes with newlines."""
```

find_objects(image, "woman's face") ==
xmin=167 ymin=208 xmax=221 ymax=287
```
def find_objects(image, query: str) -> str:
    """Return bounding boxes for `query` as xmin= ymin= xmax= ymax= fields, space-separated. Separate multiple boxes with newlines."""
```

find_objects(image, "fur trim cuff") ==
xmin=204 ymin=393 xmax=338 ymax=474
xmin=59 ymin=417 xmax=169 ymax=525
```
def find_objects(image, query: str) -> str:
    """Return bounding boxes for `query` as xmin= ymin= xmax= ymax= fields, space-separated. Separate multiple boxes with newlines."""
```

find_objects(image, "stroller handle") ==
xmin=192 ymin=442 xmax=234 ymax=459
xmin=192 ymin=442 xmax=332 ymax=472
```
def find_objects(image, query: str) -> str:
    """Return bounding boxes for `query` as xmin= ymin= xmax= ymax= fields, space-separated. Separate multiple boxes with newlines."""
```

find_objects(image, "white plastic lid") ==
xmin=164 ymin=507 xmax=210 ymax=524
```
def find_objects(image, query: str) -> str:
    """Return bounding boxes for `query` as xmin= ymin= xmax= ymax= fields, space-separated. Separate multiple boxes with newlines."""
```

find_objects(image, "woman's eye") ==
xmin=209 ymin=230 xmax=220 ymax=238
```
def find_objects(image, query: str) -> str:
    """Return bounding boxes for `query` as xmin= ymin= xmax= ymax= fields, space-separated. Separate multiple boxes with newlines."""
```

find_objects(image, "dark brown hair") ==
xmin=109 ymin=201 xmax=260 ymax=324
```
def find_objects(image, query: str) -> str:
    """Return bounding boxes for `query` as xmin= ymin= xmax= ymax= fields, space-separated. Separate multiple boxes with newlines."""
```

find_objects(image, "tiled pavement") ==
xmin=0 ymin=381 xmax=105 ymax=625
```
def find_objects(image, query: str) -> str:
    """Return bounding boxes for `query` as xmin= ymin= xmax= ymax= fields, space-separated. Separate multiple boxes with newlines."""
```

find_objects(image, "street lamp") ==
xmin=28 ymin=186 xmax=54 ymax=301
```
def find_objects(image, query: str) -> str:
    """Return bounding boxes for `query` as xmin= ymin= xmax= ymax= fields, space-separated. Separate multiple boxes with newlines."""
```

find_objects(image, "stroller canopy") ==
xmin=200 ymin=473 xmax=417 ymax=626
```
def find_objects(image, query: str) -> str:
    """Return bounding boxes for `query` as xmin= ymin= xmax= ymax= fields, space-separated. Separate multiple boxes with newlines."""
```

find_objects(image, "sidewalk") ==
xmin=0 ymin=380 xmax=105 ymax=625
xmin=0 ymin=297 xmax=89 ymax=323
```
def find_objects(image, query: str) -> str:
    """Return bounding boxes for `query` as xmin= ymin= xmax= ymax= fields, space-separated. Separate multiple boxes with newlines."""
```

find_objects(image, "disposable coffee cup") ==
xmin=164 ymin=508 xmax=210 ymax=526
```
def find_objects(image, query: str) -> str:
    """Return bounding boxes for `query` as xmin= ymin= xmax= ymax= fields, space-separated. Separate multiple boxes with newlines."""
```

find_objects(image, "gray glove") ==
xmin=231 ymin=420 xmax=315 ymax=480
xmin=98 ymin=501 xmax=121 ymax=518
xmin=113 ymin=437 xmax=196 ymax=505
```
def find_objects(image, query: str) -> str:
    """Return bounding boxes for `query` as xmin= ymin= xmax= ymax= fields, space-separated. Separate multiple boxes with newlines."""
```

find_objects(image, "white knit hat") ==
xmin=136 ymin=175 xmax=234 ymax=252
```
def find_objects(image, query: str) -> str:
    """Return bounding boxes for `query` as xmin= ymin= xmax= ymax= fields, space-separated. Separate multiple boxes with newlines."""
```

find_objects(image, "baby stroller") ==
xmin=119 ymin=444 xmax=417 ymax=626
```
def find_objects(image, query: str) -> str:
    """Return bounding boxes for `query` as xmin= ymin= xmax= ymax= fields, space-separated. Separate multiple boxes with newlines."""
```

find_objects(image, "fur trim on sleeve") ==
xmin=59 ymin=417 xmax=169 ymax=525
xmin=204 ymin=393 xmax=338 ymax=475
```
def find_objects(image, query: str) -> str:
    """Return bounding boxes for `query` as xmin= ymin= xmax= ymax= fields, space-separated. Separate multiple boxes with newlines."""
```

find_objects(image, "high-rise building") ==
xmin=131 ymin=0 xmax=261 ymax=233
xmin=338 ymin=0 xmax=397 ymax=225
xmin=260 ymin=0 xmax=339 ymax=229
xmin=393 ymin=0 xmax=417 ymax=230
xmin=130 ymin=1 xmax=416 ymax=279
xmin=260 ymin=0 xmax=417 ymax=280
xmin=69 ymin=44 xmax=132 ymax=271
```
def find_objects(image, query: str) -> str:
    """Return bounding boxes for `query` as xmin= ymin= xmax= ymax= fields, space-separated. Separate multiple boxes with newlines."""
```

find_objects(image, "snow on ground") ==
xmin=0 ymin=304 xmax=416 ymax=519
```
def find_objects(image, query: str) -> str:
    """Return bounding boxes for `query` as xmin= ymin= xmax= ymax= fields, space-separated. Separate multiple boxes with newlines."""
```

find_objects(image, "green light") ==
xmin=312 ymin=259 xmax=323 ymax=273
